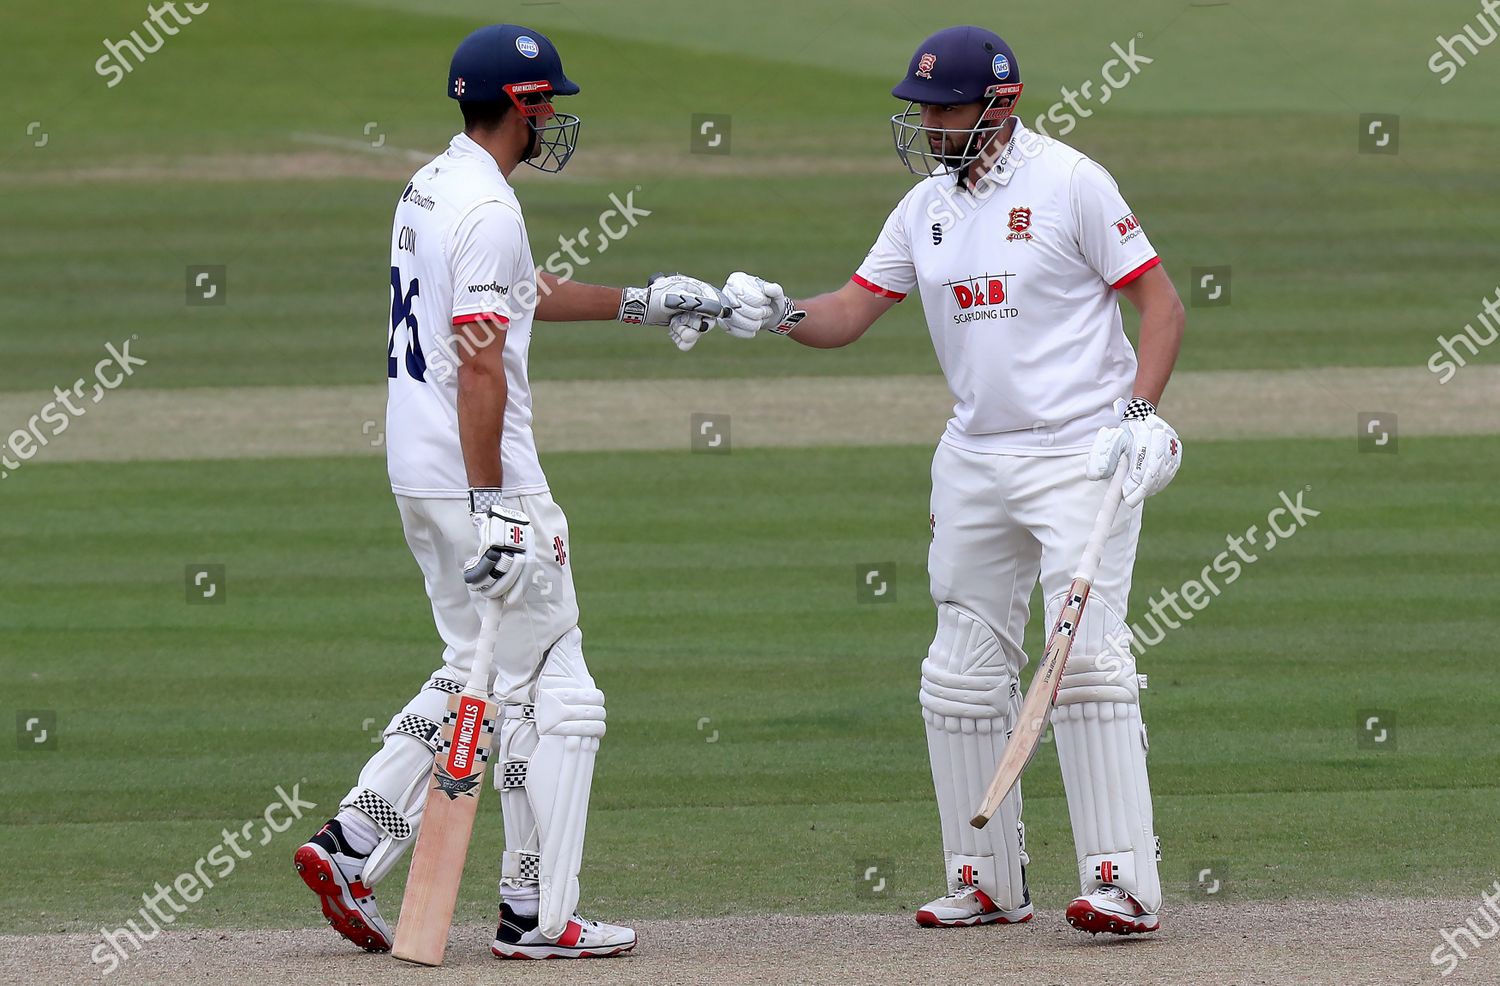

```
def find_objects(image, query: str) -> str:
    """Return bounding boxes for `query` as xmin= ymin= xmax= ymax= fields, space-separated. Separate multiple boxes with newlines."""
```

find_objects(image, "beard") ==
xmin=929 ymin=131 xmax=978 ymax=169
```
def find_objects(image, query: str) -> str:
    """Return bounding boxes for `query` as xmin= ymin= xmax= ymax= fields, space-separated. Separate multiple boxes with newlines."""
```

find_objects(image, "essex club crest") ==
xmin=1007 ymin=206 xmax=1033 ymax=242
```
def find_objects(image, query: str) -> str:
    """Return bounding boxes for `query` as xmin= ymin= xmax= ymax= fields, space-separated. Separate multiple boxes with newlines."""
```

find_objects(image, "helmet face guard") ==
xmin=891 ymin=82 xmax=1022 ymax=177
xmin=504 ymin=80 xmax=581 ymax=173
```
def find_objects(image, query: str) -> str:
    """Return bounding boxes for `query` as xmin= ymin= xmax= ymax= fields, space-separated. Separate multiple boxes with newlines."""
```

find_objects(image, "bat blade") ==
xmin=392 ymin=689 xmax=496 ymax=966
xmin=970 ymin=458 xmax=1127 ymax=829
xmin=970 ymin=576 xmax=1090 ymax=828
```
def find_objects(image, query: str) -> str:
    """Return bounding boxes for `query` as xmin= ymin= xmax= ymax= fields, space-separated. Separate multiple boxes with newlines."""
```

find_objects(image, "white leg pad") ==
xmin=498 ymin=628 xmax=607 ymax=940
xmin=1050 ymin=596 xmax=1161 ymax=912
xmin=342 ymin=669 xmax=469 ymax=885
xmin=920 ymin=603 xmax=1029 ymax=911
xmin=497 ymin=704 xmax=540 ymax=890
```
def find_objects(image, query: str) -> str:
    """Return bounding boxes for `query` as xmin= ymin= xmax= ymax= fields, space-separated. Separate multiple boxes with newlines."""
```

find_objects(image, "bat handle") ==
xmin=1072 ymin=459 xmax=1128 ymax=585
xmin=464 ymin=597 xmax=505 ymax=695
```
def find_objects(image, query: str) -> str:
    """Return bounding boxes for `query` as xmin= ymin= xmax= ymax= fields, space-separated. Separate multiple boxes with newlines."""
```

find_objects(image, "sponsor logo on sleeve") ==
xmin=466 ymin=281 xmax=510 ymax=296
xmin=1115 ymin=212 xmax=1143 ymax=244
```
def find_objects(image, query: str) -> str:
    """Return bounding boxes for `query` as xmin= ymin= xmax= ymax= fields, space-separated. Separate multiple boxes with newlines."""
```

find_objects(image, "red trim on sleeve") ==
xmin=1111 ymin=256 xmax=1161 ymax=290
xmin=850 ymin=273 xmax=907 ymax=301
xmin=452 ymin=312 xmax=510 ymax=326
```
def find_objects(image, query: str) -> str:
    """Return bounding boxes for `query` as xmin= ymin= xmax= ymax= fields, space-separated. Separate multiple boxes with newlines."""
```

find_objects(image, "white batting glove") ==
xmin=463 ymin=496 xmax=532 ymax=600
xmin=667 ymin=311 xmax=715 ymax=352
xmin=1086 ymin=397 xmax=1182 ymax=507
xmin=618 ymin=273 xmax=730 ymax=326
xmin=720 ymin=271 xmax=805 ymax=339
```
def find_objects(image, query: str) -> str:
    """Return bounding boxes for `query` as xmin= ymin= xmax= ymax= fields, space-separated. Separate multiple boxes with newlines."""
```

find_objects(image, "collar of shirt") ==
xmin=448 ymin=131 xmax=502 ymax=171
xmin=969 ymin=117 xmax=1031 ymax=192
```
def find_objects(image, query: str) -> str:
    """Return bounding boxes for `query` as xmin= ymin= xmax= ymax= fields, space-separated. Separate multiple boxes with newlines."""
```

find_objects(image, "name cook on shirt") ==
xmin=946 ymin=272 xmax=1020 ymax=324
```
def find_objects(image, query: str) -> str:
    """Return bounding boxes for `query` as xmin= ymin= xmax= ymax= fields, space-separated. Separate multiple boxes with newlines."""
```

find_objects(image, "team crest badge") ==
xmin=1007 ymin=206 xmax=1033 ymax=241
xmin=916 ymin=52 xmax=937 ymax=79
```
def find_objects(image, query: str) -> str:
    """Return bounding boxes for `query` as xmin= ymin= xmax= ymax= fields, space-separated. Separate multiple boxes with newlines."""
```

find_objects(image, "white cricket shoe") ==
xmin=1065 ymin=884 xmax=1160 ymax=935
xmin=491 ymin=902 xmax=637 ymax=959
xmin=916 ymin=885 xmax=1034 ymax=928
xmin=293 ymin=819 xmax=393 ymax=952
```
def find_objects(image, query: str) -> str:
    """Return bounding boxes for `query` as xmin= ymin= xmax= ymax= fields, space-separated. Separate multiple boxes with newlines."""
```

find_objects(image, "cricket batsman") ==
xmin=293 ymin=24 xmax=726 ymax=959
xmin=719 ymin=26 xmax=1184 ymax=935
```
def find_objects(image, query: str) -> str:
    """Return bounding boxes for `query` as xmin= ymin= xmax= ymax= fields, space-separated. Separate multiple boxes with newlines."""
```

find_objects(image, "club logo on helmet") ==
xmin=515 ymin=35 xmax=540 ymax=58
xmin=890 ymin=29 xmax=1025 ymax=179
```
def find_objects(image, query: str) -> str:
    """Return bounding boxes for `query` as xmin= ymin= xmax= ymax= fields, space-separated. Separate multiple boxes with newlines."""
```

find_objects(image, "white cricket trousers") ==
xmin=396 ymin=491 xmax=580 ymax=701
xmin=928 ymin=443 xmax=1142 ymax=652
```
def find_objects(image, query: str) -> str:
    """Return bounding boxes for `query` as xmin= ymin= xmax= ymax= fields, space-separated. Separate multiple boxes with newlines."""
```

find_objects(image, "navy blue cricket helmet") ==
xmin=448 ymin=25 xmax=581 ymax=172
xmin=449 ymin=25 xmax=579 ymax=101
xmin=889 ymin=26 xmax=1024 ymax=177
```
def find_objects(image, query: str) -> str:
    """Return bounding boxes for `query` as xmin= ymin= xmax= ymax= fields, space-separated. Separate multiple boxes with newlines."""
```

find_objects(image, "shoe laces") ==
xmin=1097 ymin=884 xmax=1132 ymax=902
xmin=941 ymin=885 xmax=982 ymax=902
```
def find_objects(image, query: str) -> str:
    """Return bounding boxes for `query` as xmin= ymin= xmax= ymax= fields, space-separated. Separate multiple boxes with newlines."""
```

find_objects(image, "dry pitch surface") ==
xmin=6 ymin=899 xmax=1497 ymax=986
xmin=2 ymin=366 xmax=1495 ymax=465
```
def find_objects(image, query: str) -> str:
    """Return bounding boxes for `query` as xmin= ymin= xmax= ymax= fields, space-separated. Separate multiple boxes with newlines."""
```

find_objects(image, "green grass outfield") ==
xmin=4 ymin=0 xmax=1500 ymax=389
xmin=2 ymin=436 xmax=1496 ymax=932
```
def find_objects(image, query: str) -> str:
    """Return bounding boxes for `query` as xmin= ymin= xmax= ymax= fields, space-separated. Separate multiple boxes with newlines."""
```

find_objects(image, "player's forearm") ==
xmin=457 ymin=360 xmax=507 ymax=489
xmin=533 ymin=272 xmax=622 ymax=322
xmin=1131 ymin=298 xmax=1184 ymax=406
xmin=786 ymin=291 xmax=869 ymax=349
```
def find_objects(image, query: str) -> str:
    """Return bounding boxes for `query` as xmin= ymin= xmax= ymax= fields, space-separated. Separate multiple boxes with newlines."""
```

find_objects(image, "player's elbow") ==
xmin=1163 ymin=290 xmax=1186 ymax=337
xmin=1138 ymin=278 xmax=1185 ymax=339
xmin=456 ymin=341 xmax=507 ymax=394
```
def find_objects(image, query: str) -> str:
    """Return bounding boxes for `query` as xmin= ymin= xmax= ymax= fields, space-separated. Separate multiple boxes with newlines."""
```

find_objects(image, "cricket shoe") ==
xmin=915 ymin=885 xmax=1034 ymax=928
xmin=293 ymin=819 xmax=393 ymax=952
xmin=491 ymin=902 xmax=636 ymax=959
xmin=1065 ymin=884 xmax=1160 ymax=936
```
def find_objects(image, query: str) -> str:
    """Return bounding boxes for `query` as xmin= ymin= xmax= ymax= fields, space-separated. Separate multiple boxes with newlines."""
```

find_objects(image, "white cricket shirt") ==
xmin=854 ymin=119 xmax=1160 ymax=455
xmin=385 ymin=133 xmax=548 ymax=498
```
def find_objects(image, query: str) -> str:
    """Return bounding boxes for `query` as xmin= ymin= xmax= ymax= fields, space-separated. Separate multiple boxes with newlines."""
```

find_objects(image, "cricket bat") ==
xmin=971 ymin=460 xmax=1127 ymax=828
xmin=392 ymin=596 xmax=503 ymax=966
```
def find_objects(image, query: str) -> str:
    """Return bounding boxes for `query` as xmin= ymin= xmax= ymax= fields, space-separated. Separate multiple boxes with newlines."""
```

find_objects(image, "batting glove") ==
xmin=618 ymin=273 xmax=730 ymax=326
xmin=1086 ymin=397 xmax=1183 ymax=507
xmin=720 ymin=271 xmax=805 ymax=339
xmin=666 ymin=312 xmax=715 ymax=352
xmin=464 ymin=495 xmax=532 ymax=600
